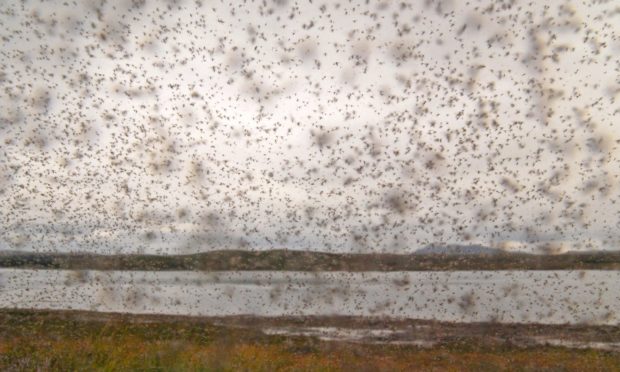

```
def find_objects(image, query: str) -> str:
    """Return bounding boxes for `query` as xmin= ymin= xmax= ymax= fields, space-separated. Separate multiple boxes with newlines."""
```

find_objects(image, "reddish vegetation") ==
xmin=1 ymin=310 xmax=619 ymax=371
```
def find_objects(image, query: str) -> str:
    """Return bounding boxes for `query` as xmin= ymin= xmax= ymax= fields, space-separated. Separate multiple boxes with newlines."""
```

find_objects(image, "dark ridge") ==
xmin=413 ymin=244 xmax=505 ymax=255
xmin=0 ymin=248 xmax=619 ymax=271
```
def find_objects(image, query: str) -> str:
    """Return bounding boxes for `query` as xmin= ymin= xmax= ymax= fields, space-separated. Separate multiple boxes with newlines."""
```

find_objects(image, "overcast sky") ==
xmin=0 ymin=0 xmax=619 ymax=254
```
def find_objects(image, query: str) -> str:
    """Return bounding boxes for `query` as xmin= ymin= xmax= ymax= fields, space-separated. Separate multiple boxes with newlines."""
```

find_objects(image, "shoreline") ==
xmin=1 ymin=249 xmax=619 ymax=271
xmin=2 ymin=308 xmax=620 ymax=350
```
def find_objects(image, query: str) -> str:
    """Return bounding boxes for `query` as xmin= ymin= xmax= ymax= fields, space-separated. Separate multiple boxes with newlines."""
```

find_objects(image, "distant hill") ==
xmin=414 ymin=244 xmax=505 ymax=255
xmin=0 ymin=248 xmax=619 ymax=271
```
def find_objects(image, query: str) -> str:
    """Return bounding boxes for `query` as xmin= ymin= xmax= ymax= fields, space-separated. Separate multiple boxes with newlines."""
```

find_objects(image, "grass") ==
xmin=0 ymin=310 xmax=619 ymax=371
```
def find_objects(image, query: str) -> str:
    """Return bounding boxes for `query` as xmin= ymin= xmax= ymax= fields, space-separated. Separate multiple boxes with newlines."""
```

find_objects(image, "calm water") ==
xmin=0 ymin=270 xmax=618 ymax=325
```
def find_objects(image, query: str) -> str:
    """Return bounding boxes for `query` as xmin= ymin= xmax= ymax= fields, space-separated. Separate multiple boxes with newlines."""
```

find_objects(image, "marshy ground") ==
xmin=1 ymin=309 xmax=619 ymax=371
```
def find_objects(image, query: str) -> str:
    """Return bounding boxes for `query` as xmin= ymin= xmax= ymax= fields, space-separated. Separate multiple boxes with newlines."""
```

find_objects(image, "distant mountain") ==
xmin=414 ymin=244 xmax=507 ymax=255
xmin=0 ymin=248 xmax=619 ymax=271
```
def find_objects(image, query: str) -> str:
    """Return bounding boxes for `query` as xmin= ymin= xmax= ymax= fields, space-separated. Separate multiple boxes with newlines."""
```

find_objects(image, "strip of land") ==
xmin=1 ymin=249 xmax=620 ymax=271
xmin=0 ymin=309 xmax=618 ymax=371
